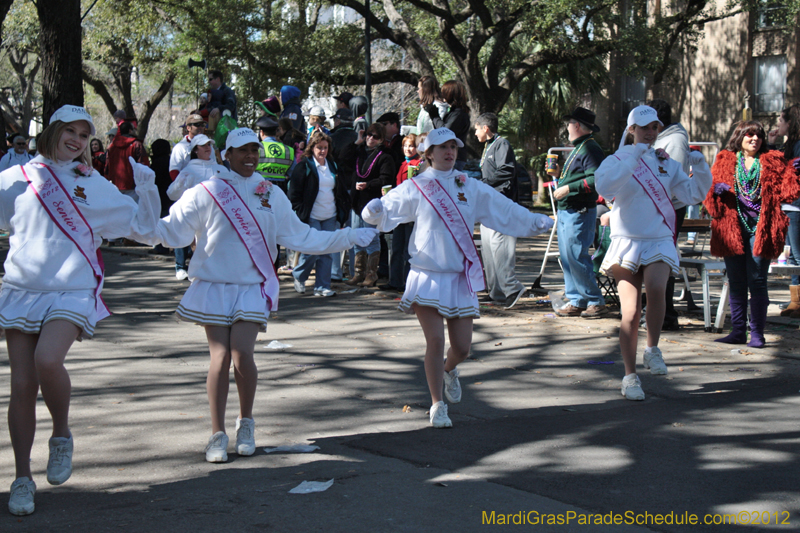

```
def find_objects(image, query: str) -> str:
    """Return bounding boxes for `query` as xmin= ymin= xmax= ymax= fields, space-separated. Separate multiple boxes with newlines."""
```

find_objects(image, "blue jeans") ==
xmin=786 ymin=210 xmax=800 ymax=285
xmin=351 ymin=209 xmax=380 ymax=254
xmin=724 ymin=223 xmax=770 ymax=299
xmin=293 ymin=216 xmax=337 ymax=290
xmin=175 ymin=246 xmax=192 ymax=271
xmin=557 ymin=207 xmax=604 ymax=307
xmin=389 ymin=222 xmax=414 ymax=288
xmin=686 ymin=204 xmax=701 ymax=241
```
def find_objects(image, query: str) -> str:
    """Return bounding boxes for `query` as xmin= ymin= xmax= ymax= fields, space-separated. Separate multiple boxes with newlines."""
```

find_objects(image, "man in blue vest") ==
xmin=255 ymin=115 xmax=295 ymax=195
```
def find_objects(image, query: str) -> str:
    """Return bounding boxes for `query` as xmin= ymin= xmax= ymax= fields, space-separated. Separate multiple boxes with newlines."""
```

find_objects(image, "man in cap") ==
xmin=255 ymin=115 xmax=294 ymax=195
xmin=546 ymin=107 xmax=608 ymax=318
xmin=0 ymin=134 xmax=32 ymax=172
xmin=474 ymin=112 xmax=525 ymax=308
xmin=334 ymin=92 xmax=353 ymax=110
xmin=170 ymin=113 xmax=207 ymax=180
xmin=307 ymin=106 xmax=331 ymax=140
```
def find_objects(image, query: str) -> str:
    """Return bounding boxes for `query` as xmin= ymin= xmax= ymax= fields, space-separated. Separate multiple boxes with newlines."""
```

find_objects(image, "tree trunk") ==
xmin=38 ymin=0 xmax=83 ymax=125
xmin=136 ymin=72 xmax=176 ymax=141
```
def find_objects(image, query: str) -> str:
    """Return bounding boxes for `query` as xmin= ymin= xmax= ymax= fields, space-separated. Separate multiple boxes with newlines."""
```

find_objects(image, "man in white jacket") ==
xmin=649 ymin=99 xmax=692 ymax=331
xmin=0 ymin=134 xmax=33 ymax=172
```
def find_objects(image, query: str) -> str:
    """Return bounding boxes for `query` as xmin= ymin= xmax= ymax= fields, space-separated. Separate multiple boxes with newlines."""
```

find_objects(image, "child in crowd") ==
xmin=362 ymin=128 xmax=553 ymax=428
xmin=0 ymin=106 xmax=159 ymax=515
xmin=138 ymin=128 xmax=377 ymax=463
xmin=595 ymin=105 xmax=711 ymax=401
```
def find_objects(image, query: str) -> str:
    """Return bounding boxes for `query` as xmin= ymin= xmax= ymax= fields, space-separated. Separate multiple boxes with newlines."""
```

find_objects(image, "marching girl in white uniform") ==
xmin=139 ymin=129 xmax=377 ymax=462
xmin=166 ymin=134 xmax=227 ymax=202
xmin=595 ymin=105 xmax=711 ymax=401
xmin=0 ymin=106 xmax=159 ymax=515
xmin=362 ymin=128 xmax=553 ymax=428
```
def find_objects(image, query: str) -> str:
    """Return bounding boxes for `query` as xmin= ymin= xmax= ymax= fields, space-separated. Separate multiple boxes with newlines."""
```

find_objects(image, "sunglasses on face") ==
xmin=367 ymin=133 xmax=382 ymax=139
xmin=188 ymin=122 xmax=205 ymax=128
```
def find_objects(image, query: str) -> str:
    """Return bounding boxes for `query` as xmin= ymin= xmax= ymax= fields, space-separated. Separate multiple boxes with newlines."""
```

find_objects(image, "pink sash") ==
xmin=22 ymin=163 xmax=111 ymax=320
xmin=411 ymin=176 xmax=485 ymax=294
xmin=201 ymin=178 xmax=279 ymax=312
xmin=616 ymin=154 xmax=677 ymax=244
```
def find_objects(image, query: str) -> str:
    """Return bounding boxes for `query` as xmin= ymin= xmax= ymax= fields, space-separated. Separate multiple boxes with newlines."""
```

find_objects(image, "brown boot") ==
xmin=360 ymin=251 xmax=381 ymax=287
xmin=346 ymin=251 xmax=367 ymax=285
xmin=780 ymin=285 xmax=800 ymax=317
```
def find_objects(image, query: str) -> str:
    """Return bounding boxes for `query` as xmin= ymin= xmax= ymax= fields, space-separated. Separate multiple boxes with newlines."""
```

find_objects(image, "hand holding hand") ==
xmin=355 ymin=182 xmax=367 ymax=191
xmin=129 ymin=156 xmax=155 ymax=187
xmin=689 ymin=150 xmax=706 ymax=166
xmin=352 ymin=228 xmax=379 ymax=247
xmin=364 ymin=198 xmax=383 ymax=218
xmin=714 ymin=182 xmax=731 ymax=196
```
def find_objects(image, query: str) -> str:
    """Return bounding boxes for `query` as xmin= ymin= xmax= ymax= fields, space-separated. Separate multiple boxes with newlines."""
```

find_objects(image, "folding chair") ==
xmin=592 ymin=224 xmax=619 ymax=306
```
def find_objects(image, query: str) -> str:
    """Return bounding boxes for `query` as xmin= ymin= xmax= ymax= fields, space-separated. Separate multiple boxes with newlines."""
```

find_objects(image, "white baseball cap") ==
xmin=189 ymin=134 xmax=214 ymax=151
xmin=627 ymin=105 xmax=663 ymax=128
xmin=50 ymin=105 xmax=96 ymax=135
xmin=422 ymin=128 xmax=464 ymax=151
xmin=309 ymin=105 xmax=326 ymax=117
xmin=225 ymin=128 xmax=260 ymax=150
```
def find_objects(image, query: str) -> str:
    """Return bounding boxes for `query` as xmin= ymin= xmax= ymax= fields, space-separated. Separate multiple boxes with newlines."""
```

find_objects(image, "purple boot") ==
xmin=715 ymin=293 xmax=748 ymax=344
xmin=747 ymin=295 xmax=769 ymax=348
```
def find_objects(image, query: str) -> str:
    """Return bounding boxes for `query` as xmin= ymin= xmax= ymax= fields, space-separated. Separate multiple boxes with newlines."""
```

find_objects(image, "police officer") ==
xmin=255 ymin=115 xmax=295 ymax=195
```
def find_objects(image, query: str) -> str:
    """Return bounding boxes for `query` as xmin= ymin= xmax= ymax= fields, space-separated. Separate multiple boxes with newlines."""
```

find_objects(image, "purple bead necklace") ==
xmin=356 ymin=150 xmax=383 ymax=179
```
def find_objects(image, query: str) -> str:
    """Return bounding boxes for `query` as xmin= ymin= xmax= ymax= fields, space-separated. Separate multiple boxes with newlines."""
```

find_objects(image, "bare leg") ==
xmin=6 ymin=330 xmax=40 ymax=480
xmin=35 ymin=320 xmax=80 ymax=439
xmin=610 ymin=265 xmax=644 ymax=376
xmin=229 ymin=321 xmax=260 ymax=420
xmin=443 ymin=317 xmax=473 ymax=372
xmin=642 ymin=262 xmax=671 ymax=348
xmin=414 ymin=305 xmax=446 ymax=404
xmin=205 ymin=325 xmax=232 ymax=434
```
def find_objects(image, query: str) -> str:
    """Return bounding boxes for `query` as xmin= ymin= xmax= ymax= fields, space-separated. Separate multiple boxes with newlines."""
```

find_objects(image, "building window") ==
xmin=622 ymin=76 xmax=646 ymax=115
xmin=754 ymin=56 xmax=786 ymax=113
xmin=756 ymin=0 xmax=787 ymax=29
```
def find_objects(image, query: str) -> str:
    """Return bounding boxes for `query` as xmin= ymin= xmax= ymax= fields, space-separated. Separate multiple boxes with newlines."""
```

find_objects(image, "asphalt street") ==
xmin=1 ymin=237 xmax=799 ymax=532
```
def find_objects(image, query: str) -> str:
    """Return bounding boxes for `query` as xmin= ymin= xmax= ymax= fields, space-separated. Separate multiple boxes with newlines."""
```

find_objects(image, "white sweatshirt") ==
xmin=0 ymin=151 xmax=33 ymax=173
xmin=595 ymin=145 xmax=712 ymax=241
xmin=168 ymin=136 xmax=192 ymax=174
xmin=363 ymin=167 xmax=553 ymax=273
xmin=167 ymin=159 xmax=228 ymax=201
xmin=0 ymin=155 xmax=160 ymax=292
xmin=143 ymin=171 xmax=366 ymax=284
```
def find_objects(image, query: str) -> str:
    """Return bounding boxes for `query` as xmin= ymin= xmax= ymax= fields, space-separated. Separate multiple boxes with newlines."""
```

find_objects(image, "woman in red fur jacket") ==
xmin=704 ymin=121 xmax=800 ymax=348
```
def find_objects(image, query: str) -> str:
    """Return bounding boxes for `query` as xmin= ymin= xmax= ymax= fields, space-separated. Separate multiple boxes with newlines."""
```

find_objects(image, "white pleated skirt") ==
xmin=177 ymin=280 xmax=269 ymax=331
xmin=398 ymin=268 xmax=480 ymax=319
xmin=600 ymin=237 xmax=680 ymax=276
xmin=0 ymin=287 xmax=99 ymax=339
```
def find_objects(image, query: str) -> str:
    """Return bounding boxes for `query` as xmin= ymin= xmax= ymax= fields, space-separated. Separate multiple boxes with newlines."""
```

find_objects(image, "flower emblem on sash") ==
xmin=73 ymin=164 xmax=92 ymax=177
xmin=455 ymin=174 xmax=467 ymax=188
xmin=255 ymin=180 xmax=273 ymax=208
xmin=74 ymin=185 xmax=87 ymax=200
xmin=655 ymin=148 xmax=670 ymax=162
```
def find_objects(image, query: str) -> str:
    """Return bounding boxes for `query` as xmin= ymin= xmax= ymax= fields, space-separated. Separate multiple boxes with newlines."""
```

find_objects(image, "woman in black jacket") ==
xmin=341 ymin=123 xmax=396 ymax=286
xmin=289 ymin=131 xmax=351 ymax=296
xmin=429 ymin=80 xmax=470 ymax=170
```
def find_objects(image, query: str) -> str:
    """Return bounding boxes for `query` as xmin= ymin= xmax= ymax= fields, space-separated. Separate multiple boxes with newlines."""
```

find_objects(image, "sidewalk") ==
xmin=1 ymin=238 xmax=799 ymax=532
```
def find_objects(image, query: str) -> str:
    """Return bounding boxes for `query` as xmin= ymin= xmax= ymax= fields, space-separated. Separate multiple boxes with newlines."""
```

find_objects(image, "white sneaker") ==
xmin=621 ymin=374 xmax=645 ymax=401
xmin=8 ymin=478 xmax=35 ymax=516
xmin=314 ymin=288 xmax=336 ymax=297
xmin=176 ymin=269 xmax=189 ymax=280
xmin=643 ymin=346 xmax=668 ymax=375
xmin=443 ymin=365 xmax=462 ymax=403
xmin=205 ymin=432 xmax=229 ymax=463
xmin=235 ymin=418 xmax=256 ymax=456
xmin=429 ymin=401 xmax=453 ymax=428
xmin=293 ymin=278 xmax=306 ymax=294
xmin=47 ymin=433 xmax=73 ymax=485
